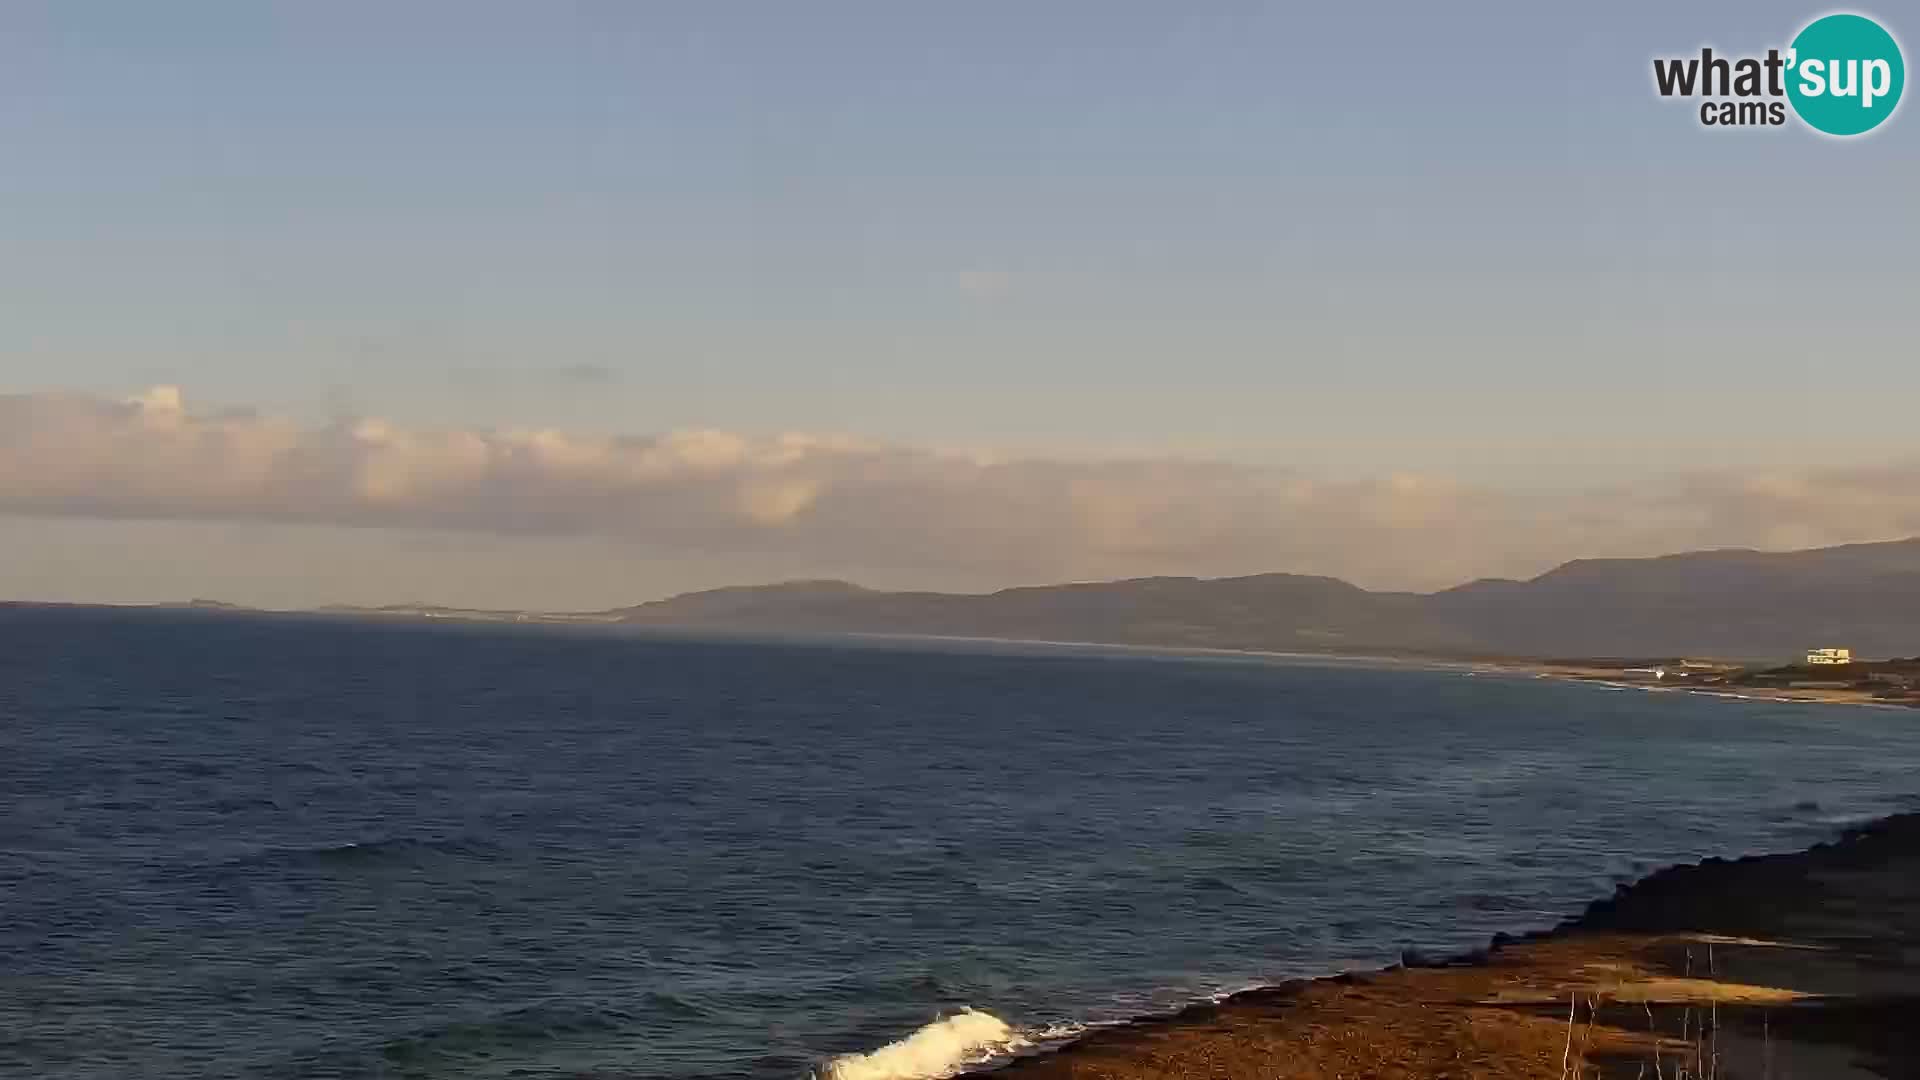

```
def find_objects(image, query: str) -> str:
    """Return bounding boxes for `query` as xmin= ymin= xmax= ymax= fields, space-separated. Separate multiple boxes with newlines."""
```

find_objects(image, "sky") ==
xmin=2 ymin=1 xmax=1917 ymax=608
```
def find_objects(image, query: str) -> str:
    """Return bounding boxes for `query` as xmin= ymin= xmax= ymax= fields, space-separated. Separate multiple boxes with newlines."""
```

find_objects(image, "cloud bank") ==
xmin=3 ymin=387 xmax=1918 ymax=591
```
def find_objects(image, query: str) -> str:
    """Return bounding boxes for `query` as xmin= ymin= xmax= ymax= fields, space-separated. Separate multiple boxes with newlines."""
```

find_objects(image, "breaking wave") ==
xmin=817 ymin=1009 xmax=1036 ymax=1080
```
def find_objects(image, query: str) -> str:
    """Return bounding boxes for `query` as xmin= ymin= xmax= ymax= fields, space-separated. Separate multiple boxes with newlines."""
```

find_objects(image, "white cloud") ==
xmin=2 ymin=387 xmax=1918 ymax=592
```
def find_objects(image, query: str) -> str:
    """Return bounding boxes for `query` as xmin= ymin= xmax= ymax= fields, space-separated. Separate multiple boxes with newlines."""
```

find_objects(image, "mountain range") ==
xmin=601 ymin=538 xmax=1920 ymax=662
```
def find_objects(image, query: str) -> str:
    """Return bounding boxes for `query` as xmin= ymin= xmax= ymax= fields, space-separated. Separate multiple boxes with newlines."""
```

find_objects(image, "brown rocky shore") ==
xmin=966 ymin=814 xmax=1920 ymax=1079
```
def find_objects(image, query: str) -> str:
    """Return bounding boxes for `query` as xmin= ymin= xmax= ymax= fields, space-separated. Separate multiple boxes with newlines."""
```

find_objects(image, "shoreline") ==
xmin=1501 ymin=663 xmax=1920 ymax=711
xmin=20 ymin=604 xmax=1918 ymax=710
xmin=959 ymin=813 xmax=1920 ymax=1079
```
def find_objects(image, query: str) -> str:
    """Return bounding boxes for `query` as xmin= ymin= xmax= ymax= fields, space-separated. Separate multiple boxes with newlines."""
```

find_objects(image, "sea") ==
xmin=6 ymin=605 xmax=1920 ymax=1080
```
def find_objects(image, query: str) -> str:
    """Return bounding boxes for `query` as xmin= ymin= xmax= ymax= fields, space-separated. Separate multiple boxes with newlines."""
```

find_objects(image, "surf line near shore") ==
xmin=815 ymin=1010 xmax=1055 ymax=1080
xmin=810 ymin=813 xmax=1920 ymax=1080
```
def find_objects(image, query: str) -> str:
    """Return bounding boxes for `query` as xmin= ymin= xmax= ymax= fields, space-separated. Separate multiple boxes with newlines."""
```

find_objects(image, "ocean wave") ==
xmin=376 ymin=1002 xmax=638 ymax=1065
xmin=816 ymin=1009 xmax=1031 ymax=1080
xmin=206 ymin=834 xmax=500 ymax=873
xmin=1025 ymin=1020 xmax=1090 ymax=1041
xmin=639 ymin=989 xmax=714 ymax=1019
xmin=316 ymin=835 xmax=495 ymax=860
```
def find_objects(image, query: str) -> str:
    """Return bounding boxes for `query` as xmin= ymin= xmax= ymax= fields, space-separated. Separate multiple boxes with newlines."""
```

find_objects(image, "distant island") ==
xmin=277 ymin=536 xmax=1920 ymax=667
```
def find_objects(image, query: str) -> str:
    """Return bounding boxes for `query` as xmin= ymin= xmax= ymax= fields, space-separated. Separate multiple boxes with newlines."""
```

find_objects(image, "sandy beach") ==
xmin=1511 ymin=663 xmax=1920 ymax=711
xmin=965 ymin=814 xmax=1920 ymax=1079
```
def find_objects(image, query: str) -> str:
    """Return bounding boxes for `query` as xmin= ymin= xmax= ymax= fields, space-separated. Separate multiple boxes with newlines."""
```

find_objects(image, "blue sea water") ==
xmin=5 ymin=606 xmax=1919 ymax=1080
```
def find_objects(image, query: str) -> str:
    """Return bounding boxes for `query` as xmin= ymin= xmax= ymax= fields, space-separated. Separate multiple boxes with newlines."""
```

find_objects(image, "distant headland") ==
xmin=176 ymin=537 xmax=1920 ymax=665
xmin=19 ymin=536 xmax=1920 ymax=672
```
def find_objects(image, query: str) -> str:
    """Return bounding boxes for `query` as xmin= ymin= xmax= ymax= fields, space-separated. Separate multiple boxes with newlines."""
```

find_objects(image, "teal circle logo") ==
xmin=1787 ymin=13 xmax=1905 ymax=136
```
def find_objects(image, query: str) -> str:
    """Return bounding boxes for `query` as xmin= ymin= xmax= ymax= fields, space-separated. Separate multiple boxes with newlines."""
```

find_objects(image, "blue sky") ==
xmin=1 ymin=2 xmax=1916 ymax=605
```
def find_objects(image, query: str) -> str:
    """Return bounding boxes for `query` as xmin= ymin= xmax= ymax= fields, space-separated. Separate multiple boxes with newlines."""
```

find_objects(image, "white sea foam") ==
xmin=1026 ymin=1020 xmax=1089 ymax=1042
xmin=818 ymin=1009 xmax=1028 ymax=1080
xmin=1205 ymin=982 xmax=1270 ymax=1003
